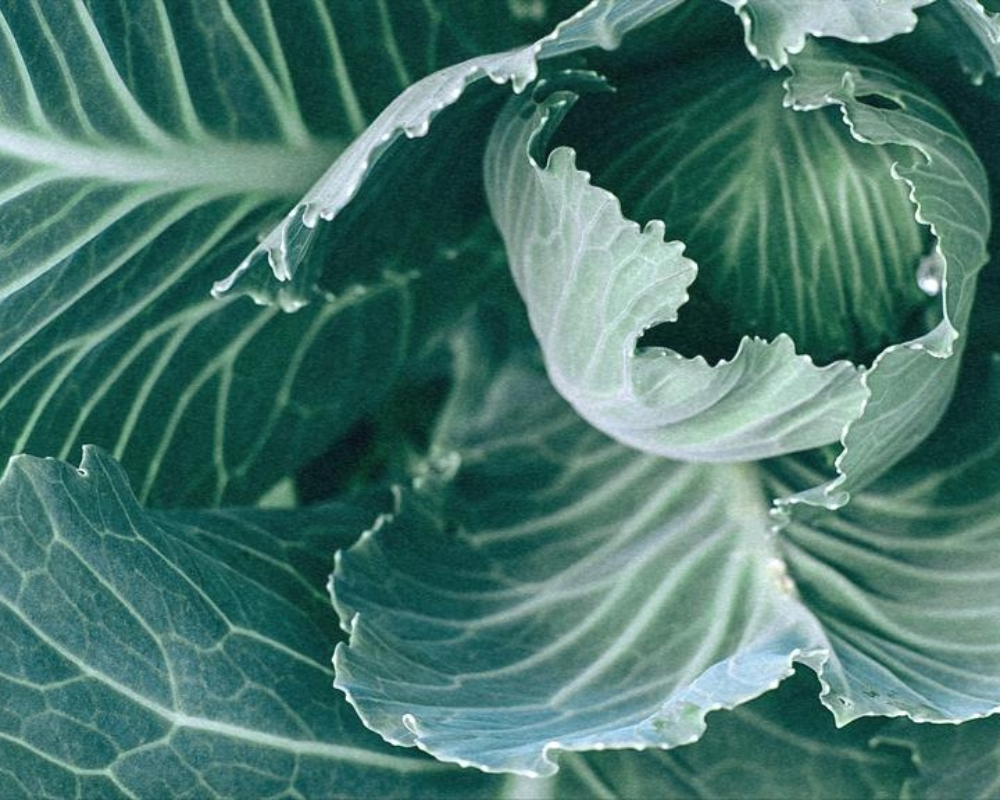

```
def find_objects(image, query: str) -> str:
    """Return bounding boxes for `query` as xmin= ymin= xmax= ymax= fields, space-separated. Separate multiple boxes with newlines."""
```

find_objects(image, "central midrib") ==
xmin=0 ymin=126 xmax=346 ymax=198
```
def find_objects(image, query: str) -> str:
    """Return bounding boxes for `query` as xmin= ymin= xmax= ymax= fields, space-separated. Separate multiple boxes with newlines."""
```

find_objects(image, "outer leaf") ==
xmin=514 ymin=669 xmax=913 ymax=800
xmin=783 ymin=42 xmax=990 ymax=505
xmin=0 ymin=2 xmax=517 ymax=506
xmin=332 ymin=317 xmax=827 ymax=776
xmin=214 ymin=0 xmax=687 ymax=306
xmin=0 ymin=447 xmax=499 ymax=799
xmin=767 ymin=356 xmax=1000 ymax=725
xmin=484 ymin=77 xmax=868 ymax=461
xmin=720 ymin=0 xmax=934 ymax=68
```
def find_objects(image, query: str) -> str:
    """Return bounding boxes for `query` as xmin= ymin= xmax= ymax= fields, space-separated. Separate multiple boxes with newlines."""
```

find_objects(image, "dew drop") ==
xmin=916 ymin=250 xmax=944 ymax=296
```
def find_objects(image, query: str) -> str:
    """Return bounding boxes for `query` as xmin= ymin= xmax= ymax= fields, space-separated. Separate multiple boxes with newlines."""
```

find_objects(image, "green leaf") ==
xmin=555 ymin=45 xmax=933 ymax=366
xmin=0 ymin=447 xmax=500 ymax=799
xmin=214 ymin=0 xmax=688 ymax=307
xmin=881 ymin=714 xmax=1000 ymax=799
xmin=719 ymin=0 xmax=933 ymax=68
xmin=332 ymin=311 xmax=1000 ymax=774
xmin=782 ymin=42 xmax=990 ymax=504
xmin=0 ymin=3 xmax=516 ymax=506
xmin=484 ymin=75 xmax=869 ymax=461
xmin=332 ymin=315 xmax=828 ymax=776
xmin=924 ymin=0 xmax=1000 ymax=83
xmin=515 ymin=669 xmax=914 ymax=800
xmin=767 ymin=355 xmax=1000 ymax=725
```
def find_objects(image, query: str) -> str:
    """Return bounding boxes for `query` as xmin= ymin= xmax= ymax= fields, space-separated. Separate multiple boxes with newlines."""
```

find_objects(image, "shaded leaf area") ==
xmin=0 ymin=447 xmax=501 ymax=799
xmin=0 ymin=1 xmax=533 ymax=507
xmin=523 ymin=669 xmax=914 ymax=800
xmin=768 ymin=354 xmax=1000 ymax=725
xmin=921 ymin=0 xmax=1000 ymax=83
xmin=557 ymin=39 xmax=930 ymax=366
xmin=332 ymin=311 xmax=827 ymax=776
xmin=216 ymin=0 xmax=689 ymax=307
xmin=779 ymin=41 xmax=990 ymax=504
xmin=884 ymin=714 xmax=1000 ymax=799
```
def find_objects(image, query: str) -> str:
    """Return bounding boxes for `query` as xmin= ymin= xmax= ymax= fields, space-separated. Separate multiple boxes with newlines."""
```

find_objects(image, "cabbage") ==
xmin=2 ymin=2 xmax=1000 ymax=797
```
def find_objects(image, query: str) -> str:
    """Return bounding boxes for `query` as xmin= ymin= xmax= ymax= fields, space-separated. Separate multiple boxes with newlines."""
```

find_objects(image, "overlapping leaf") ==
xmin=484 ymin=74 xmax=869 ymax=461
xmin=882 ymin=713 xmax=1000 ymax=799
xmin=0 ymin=440 xmax=924 ymax=798
xmin=214 ymin=0 xmax=688 ymax=306
xmin=783 ymin=42 xmax=990 ymax=504
xmin=332 ymin=308 xmax=1000 ymax=774
xmin=332 ymin=312 xmax=831 ymax=775
xmin=484 ymin=38 xmax=988 ymax=482
xmin=768 ymin=356 xmax=1000 ymax=725
xmin=534 ymin=670 xmax=913 ymax=800
xmin=0 ymin=447 xmax=501 ymax=799
xmin=924 ymin=0 xmax=1000 ymax=83
xmin=721 ymin=0 xmax=933 ymax=68
xmin=0 ymin=2 xmax=532 ymax=507
xmin=554 ymin=40 xmax=933 ymax=367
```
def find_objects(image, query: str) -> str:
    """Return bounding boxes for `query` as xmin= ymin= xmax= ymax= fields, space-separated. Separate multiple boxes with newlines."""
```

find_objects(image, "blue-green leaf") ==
xmin=881 ymin=713 xmax=1000 ymax=799
xmin=332 ymin=311 xmax=1000 ymax=773
xmin=0 ymin=447 xmax=499 ymax=799
xmin=768 ymin=356 xmax=1000 ymax=725
xmin=214 ymin=0 xmax=687 ymax=307
xmin=783 ymin=42 xmax=990 ymax=505
xmin=521 ymin=669 xmax=913 ymax=799
xmin=332 ymin=315 xmax=828 ymax=776
xmin=0 ymin=2 xmax=516 ymax=506
xmin=924 ymin=0 xmax=1000 ymax=83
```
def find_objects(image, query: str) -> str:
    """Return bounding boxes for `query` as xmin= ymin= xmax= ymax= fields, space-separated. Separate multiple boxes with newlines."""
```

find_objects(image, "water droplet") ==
xmin=766 ymin=557 xmax=796 ymax=594
xmin=917 ymin=250 xmax=944 ymax=296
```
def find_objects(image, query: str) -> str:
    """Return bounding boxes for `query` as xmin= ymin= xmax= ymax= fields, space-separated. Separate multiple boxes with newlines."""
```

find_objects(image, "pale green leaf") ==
xmin=720 ymin=0 xmax=934 ymax=68
xmin=0 ymin=447 xmax=499 ymax=799
xmin=332 ymin=316 xmax=828 ymax=776
xmin=484 ymin=76 xmax=869 ymax=461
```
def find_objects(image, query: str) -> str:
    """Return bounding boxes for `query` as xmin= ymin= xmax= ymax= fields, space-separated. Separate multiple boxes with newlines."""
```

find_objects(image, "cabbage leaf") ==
xmin=0 ymin=447 xmax=498 ymax=799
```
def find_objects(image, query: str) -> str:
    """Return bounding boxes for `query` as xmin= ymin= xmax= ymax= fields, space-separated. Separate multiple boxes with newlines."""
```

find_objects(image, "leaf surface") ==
xmin=332 ymin=315 xmax=828 ymax=776
xmin=769 ymin=356 xmax=1000 ymax=724
xmin=0 ymin=2 xmax=521 ymax=505
xmin=0 ymin=447 xmax=498 ymax=799
xmin=720 ymin=0 xmax=933 ymax=67
xmin=332 ymin=311 xmax=1000 ymax=773
xmin=214 ymin=0 xmax=688 ymax=306
xmin=883 ymin=714 xmax=1000 ymax=799
xmin=783 ymin=42 xmax=990 ymax=504
xmin=522 ymin=670 xmax=913 ymax=800
xmin=484 ymin=76 xmax=869 ymax=461
xmin=924 ymin=0 xmax=1000 ymax=83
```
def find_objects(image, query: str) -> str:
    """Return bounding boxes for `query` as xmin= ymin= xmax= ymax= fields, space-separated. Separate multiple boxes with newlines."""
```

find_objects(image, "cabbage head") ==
xmin=3 ymin=2 xmax=1000 ymax=798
